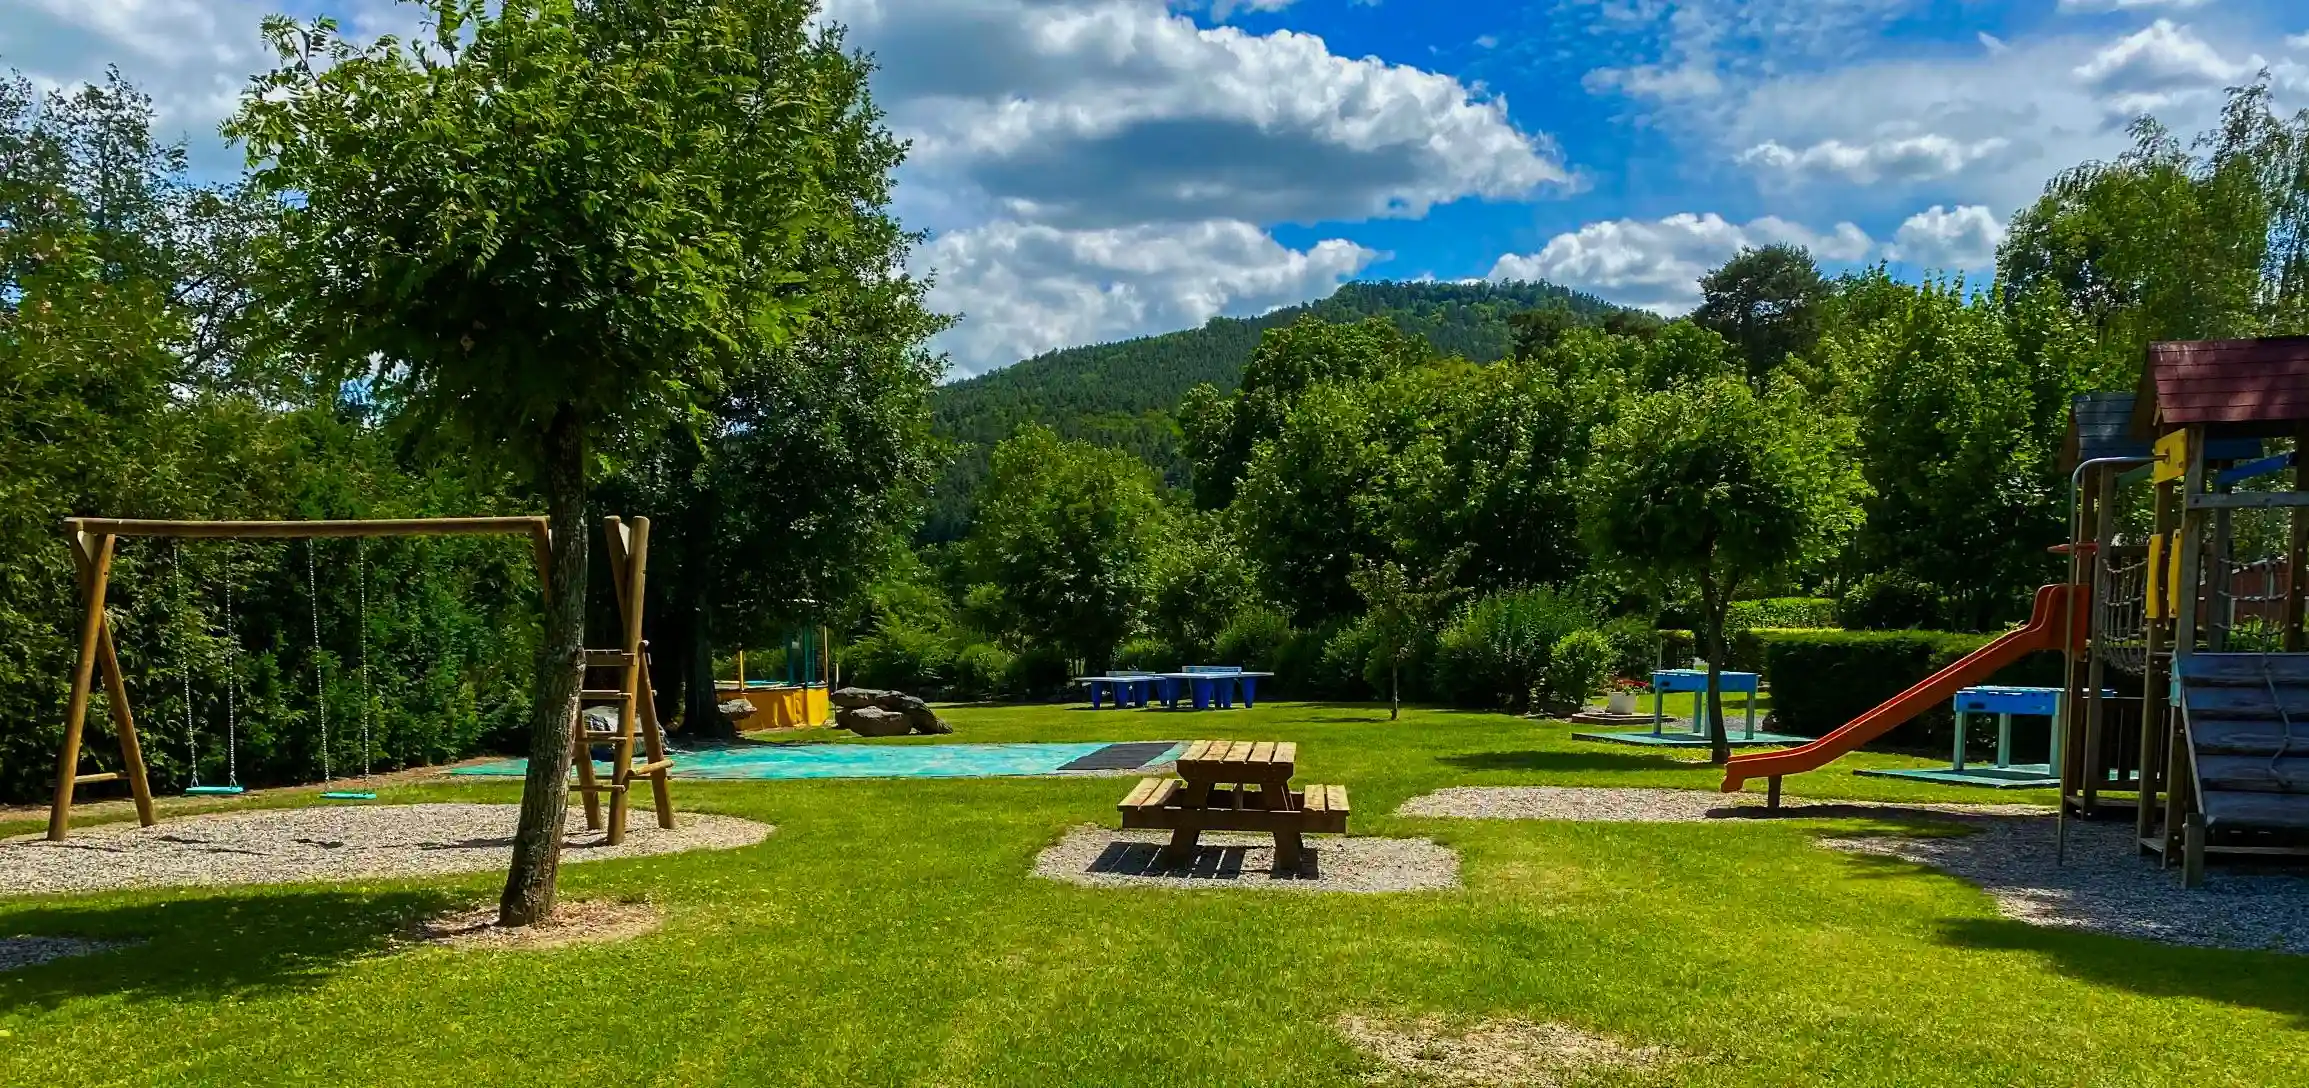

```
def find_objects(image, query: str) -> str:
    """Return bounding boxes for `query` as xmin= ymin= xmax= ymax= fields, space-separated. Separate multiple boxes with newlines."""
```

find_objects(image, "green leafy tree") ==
xmin=1582 ymin=377 xmax=1865 ymax=763
xmin=1692 ymin=244 xmax=1829 ymax=383
xmin=1186 ymin=316 xmax=1426 ymax=508
xmin=1145 ymin=510 xmax=1262 ymax=660
xmin=2000 ymin=83 xmax=2309 ymax=380
xmin=229 ymin=0 xmax=864 ymax=925
xmin=1348 ymin=551 xmax=1464 ymax=720
xmin=964 ymin=425 xmax=1166 ymax=669
xmin=1817 ymin=274 xmax=2084 ymax=629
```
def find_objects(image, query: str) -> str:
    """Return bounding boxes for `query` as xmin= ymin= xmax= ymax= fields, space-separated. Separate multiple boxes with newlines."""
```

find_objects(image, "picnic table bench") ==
xmin=1117 ymin=739 xmax=1348 ymax=869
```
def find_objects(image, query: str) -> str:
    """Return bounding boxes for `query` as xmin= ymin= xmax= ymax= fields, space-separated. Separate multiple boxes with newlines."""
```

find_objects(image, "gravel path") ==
xmin=1825 ymin=816 xmax=2309 ymax=954
xmin=0 ymin=804 xmax=773 ymax=897
xmin=1397 ymin=787 xmax=2309 ymax=954
xmin=0 ymin=936 xmax=135 ymax=972
xmin=1034 ymin=824 xmax=1460 ymax=893
xmin=1397 ymin=786 xmax=2050 ymax=823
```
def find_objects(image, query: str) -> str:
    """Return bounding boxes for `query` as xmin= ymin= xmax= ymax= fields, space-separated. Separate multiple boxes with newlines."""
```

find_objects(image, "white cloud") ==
xmin=2057 ymin=0 xmax=2212 ymax=12
xmin=918 ymin=219 xmax=1377 ymax=374
xmin=1738 ymin=134 xmax=2012 ymax=184
xmin=4 ymin=0 xmax=422 ymax=173
xmin=1206 ymin=0 xmax=1295 ymax=19
xmin=822 ymin=0 xmax=1570 ymax=372
xmin=2074 ymin=19 xmax=2260 ymax=115
xmin=1487 ymin=212 xmax=1872 ymax=314
xmin=831 ymin=0 xmax=1567 ymax=230
xmin=1979 ymin=32 xmax=2009 ymax=56
xmin=1887 ymin=204 xmax=2006 ymax=271
xmin=2291 ymin=32 xmax=2309 ymax=52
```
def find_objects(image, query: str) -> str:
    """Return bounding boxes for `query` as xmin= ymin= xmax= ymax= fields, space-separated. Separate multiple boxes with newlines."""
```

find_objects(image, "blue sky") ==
xmin=8 ymin=1 xmax=2309 ymax=376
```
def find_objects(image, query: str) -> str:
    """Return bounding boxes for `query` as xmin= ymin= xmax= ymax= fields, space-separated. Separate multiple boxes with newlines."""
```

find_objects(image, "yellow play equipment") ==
xmin=718 ymin=630 xmax=832 ymax=729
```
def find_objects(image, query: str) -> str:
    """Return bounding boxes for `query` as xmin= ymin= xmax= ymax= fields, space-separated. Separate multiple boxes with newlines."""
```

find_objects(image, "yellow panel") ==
xmin=2146 ymin=533 xmax=2165 ymax=620
xmin=2152 ymin=430 xmax=2191 ymax=484
xmin=2166 ymin=531 xmax=2184 ymax=618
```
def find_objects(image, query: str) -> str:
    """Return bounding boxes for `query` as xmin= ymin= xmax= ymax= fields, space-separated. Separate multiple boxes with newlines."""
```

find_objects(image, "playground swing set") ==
xmin=45 ymin=515 xmax=676 ymax=844
xmin=169 ymin=535 xmax=380 ymax=800
xmin=1720 ymin=336 xmax=2309 ymax=884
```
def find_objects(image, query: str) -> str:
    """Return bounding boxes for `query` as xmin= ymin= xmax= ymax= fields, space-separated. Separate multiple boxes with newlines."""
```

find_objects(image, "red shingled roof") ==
xmin=2144 ymin=337 xmax=2309 ymax=426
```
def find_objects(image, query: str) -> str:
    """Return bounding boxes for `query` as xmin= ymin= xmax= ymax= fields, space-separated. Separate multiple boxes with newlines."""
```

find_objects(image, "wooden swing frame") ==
xmin=46 ymin=515 xmax=675 ymax=843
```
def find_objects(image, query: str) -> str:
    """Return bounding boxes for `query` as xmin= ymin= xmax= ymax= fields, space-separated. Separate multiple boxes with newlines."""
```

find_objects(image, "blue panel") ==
xmin=1652 ymin=669 xmax=1760 ymax=694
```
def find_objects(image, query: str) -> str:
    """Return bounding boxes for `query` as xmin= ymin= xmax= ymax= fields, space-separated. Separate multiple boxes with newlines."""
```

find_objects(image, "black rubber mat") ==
xmin=1057 ymin=742 xmax=1181 ymax=772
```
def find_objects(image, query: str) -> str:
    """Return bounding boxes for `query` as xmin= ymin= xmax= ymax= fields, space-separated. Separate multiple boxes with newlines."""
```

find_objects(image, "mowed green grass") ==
xmin=3 ymin=701 xmax=2302 ymax=1087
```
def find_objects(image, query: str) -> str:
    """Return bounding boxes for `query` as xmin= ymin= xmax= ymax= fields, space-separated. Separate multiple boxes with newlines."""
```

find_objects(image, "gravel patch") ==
xmin=0 ymin=804 xmax=773 ymax=897
xmin=1824 ymin=815 xmax=2309 ymax=954
xmin=1336 ymin=1013 xmax=1674 ymax=1087
xmin=1034 ymin=824 xmax=1459 ymax=893
xmin=1397 ymin=786 xmax=2050 ymax=823
xmin=405 ymin=898 xmax=662 ymax=952
xmin=0 ymin=936 xmax=137 ymax=972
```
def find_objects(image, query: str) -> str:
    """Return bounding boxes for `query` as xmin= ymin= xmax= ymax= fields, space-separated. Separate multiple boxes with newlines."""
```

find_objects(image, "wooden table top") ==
xmin=1174 ymin=740 xmax=1296 ymax=781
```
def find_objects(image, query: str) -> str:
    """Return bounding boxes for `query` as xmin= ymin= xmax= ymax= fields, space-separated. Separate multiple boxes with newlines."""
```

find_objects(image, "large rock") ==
xmin=888 ymin=694 xmax=952 ymax=735
xmin=831 ymin=687 xmax=896 ymax=711
xmin=718 ymin=698 xmax=757 ymax=721
xmin=830 ymin=687 xmax=952 ymax=734
xmin=839 ymin=706 xmax=914 ymax=737
xmin=581 ymin=706 xmax=622 ymax=734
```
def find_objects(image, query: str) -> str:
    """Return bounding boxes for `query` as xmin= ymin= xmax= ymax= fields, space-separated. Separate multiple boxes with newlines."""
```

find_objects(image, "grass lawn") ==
xmin=3 ymin=701 xmax=2302 ymax=1087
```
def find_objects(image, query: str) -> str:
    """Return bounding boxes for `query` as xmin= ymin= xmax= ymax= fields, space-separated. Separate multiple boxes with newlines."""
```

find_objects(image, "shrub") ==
xmin=1113 ymin=637 xmax=1181 ymax=672
xmin=1839 ymin=572 xmax=1941 ymax=630
xmin=1270 ymin=624 xmax=1331 ymax=699
xmin=847 ymin=623 xmax=953 ymax=694
xmin=1728 ymin=597 xmax=1837 ymax=630
xmin=948 ymin=642 xmax=1015 ymax=701
xmin=1214 ymin=606 xmax=1294 ymax=673
xmin=1005 ymin=643 xmax=1075 ymax=699
xmin=1318 ymin=618 xmax=1382 ymax=700
xmin=1539 ymin=629 xmax=1614 ymax=715
xmin=1431 ymin=587 xmax=1593 ymax=711
xmin=1754 ymin=628 xmax=2061 ymax=750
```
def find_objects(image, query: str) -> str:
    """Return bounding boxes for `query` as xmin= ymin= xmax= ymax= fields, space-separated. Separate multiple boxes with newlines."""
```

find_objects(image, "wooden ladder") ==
xmin=567 ymin=517 xmax=675 ymax=844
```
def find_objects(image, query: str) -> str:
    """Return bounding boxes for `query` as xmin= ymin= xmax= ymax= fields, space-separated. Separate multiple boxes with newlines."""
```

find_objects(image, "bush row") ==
xmin=1748 ymin=628 xmax=2062 ymax=752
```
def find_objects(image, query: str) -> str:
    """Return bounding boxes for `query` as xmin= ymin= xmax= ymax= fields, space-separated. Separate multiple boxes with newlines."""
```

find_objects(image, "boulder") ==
xmin=839 ymin=706 xmax=914 ymax=737
xmin=831 ymin=687 xmax=897 ymax=711
xmin=887 ymin=694 xmax=953 ymax=735
xmin=581 ymin=706 xmax=622 ymax=734
xmin=718 ymin=698 xmax=757 ymax=721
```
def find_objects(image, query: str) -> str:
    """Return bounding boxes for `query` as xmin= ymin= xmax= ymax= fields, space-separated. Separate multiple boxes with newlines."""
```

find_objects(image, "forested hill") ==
xmin=924 ymin=279 xmax=1617 ymax=540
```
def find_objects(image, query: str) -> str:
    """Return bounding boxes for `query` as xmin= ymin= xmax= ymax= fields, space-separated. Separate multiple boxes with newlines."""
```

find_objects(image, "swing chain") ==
xmin=173 ymin=541 xmax=198 ymax=789
xmin=357 ymin=538 xmax=372 ymax=781
xmin=308 ymin=539 xmax=329 ymax=785
xmin=223 ymin=549 xmax=238 ymax=787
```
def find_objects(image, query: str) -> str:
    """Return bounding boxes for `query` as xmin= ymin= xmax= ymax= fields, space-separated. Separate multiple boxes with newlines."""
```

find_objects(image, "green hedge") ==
xmin=1729 ymin=597 xmax=1837 ymax=630
xmin=1751 ymin=629 xmax=2063 ymax=751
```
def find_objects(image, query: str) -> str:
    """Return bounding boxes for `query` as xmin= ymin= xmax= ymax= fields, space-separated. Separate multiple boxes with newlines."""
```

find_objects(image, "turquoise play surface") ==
xmin=452 ymin=741 xmax=1184 ymax=781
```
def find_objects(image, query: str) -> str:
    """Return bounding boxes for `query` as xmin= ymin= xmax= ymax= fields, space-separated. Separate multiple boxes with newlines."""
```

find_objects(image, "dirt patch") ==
xmin=1336 ymin=1013 xmax=1671 ymax=1087
xmin=406 ymin=899 xmax=662 ymax=952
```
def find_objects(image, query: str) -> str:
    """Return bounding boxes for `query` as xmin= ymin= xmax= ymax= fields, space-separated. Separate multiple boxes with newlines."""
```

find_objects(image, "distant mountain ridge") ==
xmin=923 ymin=279 xmax=1618 ymax=540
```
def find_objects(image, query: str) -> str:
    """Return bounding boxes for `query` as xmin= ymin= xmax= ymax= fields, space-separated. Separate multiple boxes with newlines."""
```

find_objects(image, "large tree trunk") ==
xmin=499 ymin=405 xmax=588 ymax=927
xmin=684 ymin=607 xmax=728 ymax=739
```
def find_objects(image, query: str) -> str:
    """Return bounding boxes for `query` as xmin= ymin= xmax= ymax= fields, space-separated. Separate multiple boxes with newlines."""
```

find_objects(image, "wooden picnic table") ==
xmin=1118 ymin=739 xmax=1347 ymax=869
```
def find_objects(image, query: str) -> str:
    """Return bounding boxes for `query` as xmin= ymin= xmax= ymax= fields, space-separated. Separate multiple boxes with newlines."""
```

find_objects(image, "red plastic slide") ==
xmin=1720 ymin=582 xmax=2089 ymax=793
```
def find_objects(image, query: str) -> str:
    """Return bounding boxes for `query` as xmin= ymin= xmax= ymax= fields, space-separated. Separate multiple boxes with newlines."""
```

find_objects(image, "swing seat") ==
xmin=184 ymin=785 xmax=245 ymax=796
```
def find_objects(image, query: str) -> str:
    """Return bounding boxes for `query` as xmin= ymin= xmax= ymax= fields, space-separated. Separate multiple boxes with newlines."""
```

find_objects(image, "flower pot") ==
xmin=1606 ymin=692 xmax=1638 ymax=715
